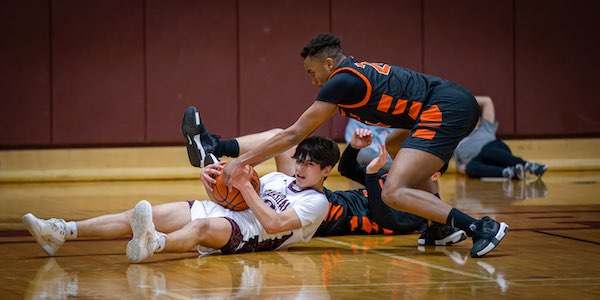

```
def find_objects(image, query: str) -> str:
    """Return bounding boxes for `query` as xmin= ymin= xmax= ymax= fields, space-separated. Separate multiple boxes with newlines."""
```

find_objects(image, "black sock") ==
xmin=446 ymin=208 xmax=477 ymax=236
xmin=216 ymin=139 xmax=240 ymax=158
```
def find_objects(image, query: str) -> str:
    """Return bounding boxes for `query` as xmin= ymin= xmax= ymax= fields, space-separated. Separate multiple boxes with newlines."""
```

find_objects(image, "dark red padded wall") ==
xmin=331 ymin=0 xmax=423 ymax=140
xmin=238 ymin=0 xmax=331 ymax=136
xmin=515 ymin=0 xmax=600 ymax=136
xmin=52 ymin=0 xmax=145 ymax=145
xmin=424 ymin=0 xmax=515 ymax=135
xmin=0 ymin=1 xmax=51 ymax=146
xmin=145 ymin=0 xmax=238 ymax=143
xmin=332 ymin=0 xmax=423 ymax=71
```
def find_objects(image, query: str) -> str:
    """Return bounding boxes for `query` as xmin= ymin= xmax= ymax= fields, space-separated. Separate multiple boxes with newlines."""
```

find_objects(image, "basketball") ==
xmin=212 ymin=166 xmax=261 ymax=211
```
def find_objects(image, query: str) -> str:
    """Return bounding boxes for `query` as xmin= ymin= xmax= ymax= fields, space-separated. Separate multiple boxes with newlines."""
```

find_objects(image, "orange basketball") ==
xmin=212 ymin=166 xmax=260 ymax=211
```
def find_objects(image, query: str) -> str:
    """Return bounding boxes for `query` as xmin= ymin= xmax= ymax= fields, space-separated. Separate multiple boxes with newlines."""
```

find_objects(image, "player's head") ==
xmin=301 ymin=32 xmax=346 ymax=87
xmin=292 ymin=136 xmax=340 ymax=189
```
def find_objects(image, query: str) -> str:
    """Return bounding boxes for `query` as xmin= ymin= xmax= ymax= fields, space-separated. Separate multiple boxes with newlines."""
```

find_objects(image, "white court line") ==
xmin=317 ymin=237 xmax=497 ymax=281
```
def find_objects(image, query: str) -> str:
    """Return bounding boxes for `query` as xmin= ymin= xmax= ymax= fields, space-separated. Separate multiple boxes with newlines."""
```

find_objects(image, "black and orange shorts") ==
xmin=401 ymin=83 xmax=479 ymax=163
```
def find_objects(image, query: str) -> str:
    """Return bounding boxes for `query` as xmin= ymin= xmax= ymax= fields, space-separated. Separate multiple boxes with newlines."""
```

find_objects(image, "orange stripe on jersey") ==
xmin=408 ymin=101 xmax=422 ymax=120
xmin=328 ymin=204 xmax=344 ymax=221
xmin=333 ymin=205 xmax=344 ymax=220
xmin=350 ymin=216 xmax=359 ymax=231
xmin=329 ymin=67 xmax=372 ymax=109
xmin=361 ymin=216 xmax=372 ymax=233
xmin=383 ymin=228 xmax=394 ymax=235
xmin=420 ymin=105 xmax=442 ymax=123
xmin=377 ymin=94 xmax=393 ymax=113
xmin=413 ymin=128 xmax=436 ymax=140
xmin=370 ymin=221 xmax=379 ymax=233
xmin=392 ymin=99 xmax=408 ymax=115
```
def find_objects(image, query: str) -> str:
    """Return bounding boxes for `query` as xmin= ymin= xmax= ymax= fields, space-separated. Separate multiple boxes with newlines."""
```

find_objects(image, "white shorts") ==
xmin=189 ymin=200 xmax=293 ymax=255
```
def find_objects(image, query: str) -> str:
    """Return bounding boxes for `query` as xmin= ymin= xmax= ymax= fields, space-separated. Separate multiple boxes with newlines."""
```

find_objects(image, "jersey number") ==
xmin=354 ymin=62 xmax=391 ymax=75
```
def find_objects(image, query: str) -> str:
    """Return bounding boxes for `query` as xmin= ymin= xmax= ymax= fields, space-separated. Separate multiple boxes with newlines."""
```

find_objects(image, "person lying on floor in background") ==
xmin=454 ymin=96 xmax=547 ymax=180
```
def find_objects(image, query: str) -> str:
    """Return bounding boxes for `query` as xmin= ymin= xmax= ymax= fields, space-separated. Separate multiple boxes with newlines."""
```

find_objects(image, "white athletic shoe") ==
xmin=126 ymin=200 xmax=163 ymax=263
xmin=22 ymin=213 xmax=67 ymax=256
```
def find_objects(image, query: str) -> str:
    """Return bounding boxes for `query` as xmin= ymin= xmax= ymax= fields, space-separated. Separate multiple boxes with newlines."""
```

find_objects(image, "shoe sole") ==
xmin=127 ymin=201 xmax=154 ymax=263
xmin=182 ymin=106 xmax=218 ymax=168
xmin=22 ymin=213 xmax=58 ymax=256
xmin=418 ymin=230 xmax=468 ymax=246
xmin=472 ymin=222 xmax=509 ymax=258
xmin=182 ymin=107 xmax=203 ymax=167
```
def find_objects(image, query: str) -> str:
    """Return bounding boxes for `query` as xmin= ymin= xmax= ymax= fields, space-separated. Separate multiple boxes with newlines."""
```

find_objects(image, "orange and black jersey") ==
xmin=314 ymin=146 xmax=426 ymax=237
xmin=317 ymin=56 xmax=448 ymax=129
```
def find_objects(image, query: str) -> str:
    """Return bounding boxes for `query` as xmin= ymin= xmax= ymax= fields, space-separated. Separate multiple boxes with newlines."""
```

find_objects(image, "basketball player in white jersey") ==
xmin=22 ymin=136 xmax=339 ymax=263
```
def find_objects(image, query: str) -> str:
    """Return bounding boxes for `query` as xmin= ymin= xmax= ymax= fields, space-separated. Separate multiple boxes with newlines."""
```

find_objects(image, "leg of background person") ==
xmin=479 ymin=140 xmax=527 ymax=167
xmin=465 ymin=158 xmax=505 ymax=178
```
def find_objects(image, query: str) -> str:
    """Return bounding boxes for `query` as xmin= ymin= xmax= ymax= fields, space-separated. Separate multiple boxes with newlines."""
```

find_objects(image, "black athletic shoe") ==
xmin=470 ymin=217 xmax=509 ymax=258
xmin=182 ymin=106 xmax=220 ymax=168
xmin=417 ymin=223 xmax=467 ymax=246
xmin=525 ymin=162 xmax=547 ymax=178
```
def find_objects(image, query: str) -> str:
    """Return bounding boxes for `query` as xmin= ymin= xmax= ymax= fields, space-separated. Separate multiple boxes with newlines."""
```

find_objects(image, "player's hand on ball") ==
xmin=200 ymin=161 xmax=226 ymax=192
xmin=230 ymin=165 xmax=252 ymax=191
xmin=222 ymin=159 xmax=244 ymax=189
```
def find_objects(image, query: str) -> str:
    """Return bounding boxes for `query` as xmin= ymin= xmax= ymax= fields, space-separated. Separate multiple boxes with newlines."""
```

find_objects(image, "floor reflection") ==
xmin=25 ymin=258 xmax=78 ymax=300
xmin=25 ymin=251 xmax=330 ymax=299
xmin=417 ymin=246 xmax=508 ymax=294
xmin=454 ymin=176 xmax=549 ymax=211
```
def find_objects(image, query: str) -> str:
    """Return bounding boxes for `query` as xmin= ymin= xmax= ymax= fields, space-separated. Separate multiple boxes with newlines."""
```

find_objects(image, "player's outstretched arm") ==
xmin=222 ymin=101 xmax=337 ymax=186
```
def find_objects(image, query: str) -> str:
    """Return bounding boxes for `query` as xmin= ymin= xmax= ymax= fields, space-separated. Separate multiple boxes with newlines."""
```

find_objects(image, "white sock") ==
xmin=66 ymin=221 xmax=78 ymax=239
xmin=156 ymin=232 xmax=166 ymax=253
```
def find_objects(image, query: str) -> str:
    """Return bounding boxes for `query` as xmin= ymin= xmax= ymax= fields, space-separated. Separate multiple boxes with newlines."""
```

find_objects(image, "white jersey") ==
xmin=190 ymin=172 xmax=328 ymax=255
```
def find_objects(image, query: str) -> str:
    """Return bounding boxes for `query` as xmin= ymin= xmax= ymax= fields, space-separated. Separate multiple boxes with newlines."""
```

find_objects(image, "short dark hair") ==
xmin=293 ymin=136 xmax=340 ymax=169
xmin=300 ymin=32 xmax=345 ymax=61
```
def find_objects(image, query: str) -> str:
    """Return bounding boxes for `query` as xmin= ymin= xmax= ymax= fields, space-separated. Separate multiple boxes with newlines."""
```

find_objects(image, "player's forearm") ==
xmin=236 ymin=128 xmax=306 ymax=167
xmin=237 ymin=183 xmax=294 ymax=234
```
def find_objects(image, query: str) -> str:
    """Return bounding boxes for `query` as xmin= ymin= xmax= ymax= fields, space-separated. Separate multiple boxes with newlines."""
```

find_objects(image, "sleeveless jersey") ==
xmin=318 ymin=56 xmax=448 ymax=129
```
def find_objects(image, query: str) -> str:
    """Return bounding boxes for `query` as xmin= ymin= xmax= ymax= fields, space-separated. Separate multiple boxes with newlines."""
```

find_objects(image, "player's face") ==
xmin=303 ymin=56 xmax=335 ymax=87
xmin=294 ymin=155 xmax=331 ymax=189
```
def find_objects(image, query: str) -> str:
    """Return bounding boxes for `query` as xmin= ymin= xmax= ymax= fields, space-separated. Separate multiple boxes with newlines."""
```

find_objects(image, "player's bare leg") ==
xmin=382 ymin=148 xmax=508 ymax=258
xmin=385 ymin=129 xmax=410 ymax=159
xmin=381 ymin=148 xmax=450 ymax=222
xmin=23 ymin=201 xmax=192 ymax=256
xmin=162 ymin=217 xmax=232 ymax=253
xmin=76 ymin=202 xmax=191 ymax=238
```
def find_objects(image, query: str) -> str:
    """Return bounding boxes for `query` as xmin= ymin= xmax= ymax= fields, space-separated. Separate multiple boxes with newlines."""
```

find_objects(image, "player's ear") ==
xmin=322 ymin=165 xmax=333 ymax=178
xmin=325 ymin=58 xmax=335 ymax=71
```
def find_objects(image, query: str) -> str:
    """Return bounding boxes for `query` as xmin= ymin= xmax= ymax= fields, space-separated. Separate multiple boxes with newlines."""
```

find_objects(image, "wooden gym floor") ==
xmin=0 ymin=170 xmax=599 ymax=299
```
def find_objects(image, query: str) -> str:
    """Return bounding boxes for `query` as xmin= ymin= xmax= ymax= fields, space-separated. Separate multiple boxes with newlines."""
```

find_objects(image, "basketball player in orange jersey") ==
xmin=221 ymin=32 xmax=508 ymax=258
xmin=22 ymin=136 xmax=339 ymax=263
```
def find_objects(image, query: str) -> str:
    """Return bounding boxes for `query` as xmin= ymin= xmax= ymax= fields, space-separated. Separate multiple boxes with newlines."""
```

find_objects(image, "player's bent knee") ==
xmin=187 ymin=219 xmax=210 ymax=236
xmin=382 ymin=186 xmax=411 ymax=210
